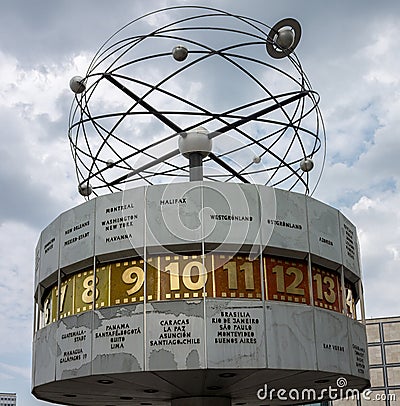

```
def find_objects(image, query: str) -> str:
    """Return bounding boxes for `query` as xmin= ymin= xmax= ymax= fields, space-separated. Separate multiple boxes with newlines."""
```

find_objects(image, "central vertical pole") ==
xmin=189 ymin=152 xmax=203 ymax=181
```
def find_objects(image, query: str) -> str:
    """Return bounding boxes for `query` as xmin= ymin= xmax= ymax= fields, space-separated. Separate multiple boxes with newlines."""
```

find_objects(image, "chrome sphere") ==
xmin=276 ymin=28 xmax=295 ymax=50
xmin=172 ymin=45 xmax=189 ymax=61
xmin=300 ymin=158 xmax=314 ymax=172
xmin=78 ymin=183 xmax=92 ymax=196
xmin=178 ymin=127 xmax=212 ymax=158
xmin=69 ymin=76 xmax=86 ymax=94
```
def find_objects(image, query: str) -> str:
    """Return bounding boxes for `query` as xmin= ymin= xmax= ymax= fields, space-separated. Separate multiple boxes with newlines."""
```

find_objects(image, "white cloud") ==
xmin=0 ymin=50 xmax=92 ymax=121
xmin=0 ymin=362 xmax=31 ymax=381
xmin=337 ymin=192 xmax=400 ymax=318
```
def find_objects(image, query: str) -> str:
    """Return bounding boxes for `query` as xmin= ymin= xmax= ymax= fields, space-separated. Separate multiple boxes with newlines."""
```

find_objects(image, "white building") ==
xmin=366 ymin=316 xmax=400 ymax=404
xmin=0 ymin=393 xmax=16 ymax=406
xmin=335 ymin=316 xmax=400 ymax=405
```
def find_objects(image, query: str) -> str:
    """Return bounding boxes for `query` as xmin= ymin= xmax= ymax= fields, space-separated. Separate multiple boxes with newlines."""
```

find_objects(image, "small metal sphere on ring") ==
xmin=172 ymin=45 xmax=189 ymax=61
xmin=69 ymin=76 xmax=86 ymax=93
xmin=300 ymin=158 xmax=314 ymax=172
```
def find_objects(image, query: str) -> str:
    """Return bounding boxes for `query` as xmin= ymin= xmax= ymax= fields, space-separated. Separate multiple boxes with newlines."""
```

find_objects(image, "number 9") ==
xmin=122 ymin=266 xmax=145 ymax=295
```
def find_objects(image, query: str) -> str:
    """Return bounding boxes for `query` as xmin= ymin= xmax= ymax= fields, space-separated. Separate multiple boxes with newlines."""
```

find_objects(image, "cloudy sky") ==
xmin=1 ymin=0 xmax=400 ymax=404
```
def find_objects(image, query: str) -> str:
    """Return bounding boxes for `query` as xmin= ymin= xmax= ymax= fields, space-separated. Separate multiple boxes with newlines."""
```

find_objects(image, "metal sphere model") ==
xmin=68 ymin=6 xmax=325 ymax=197
xmin=32 ymin=6 xmax=369 ymax=406
xmin=77 ymin=182 xmax=92 ymax=197
xmin=172 ymin=45 xmax=189 ymax=62
xmin=275 ymin=28 xmax=295 ymax=50
xmin=178 ymin=127 xmax=212 ymax=158
xmin=300 ymin=157 xmax=314 ymax=172
xmin=69 ymin=76 xmax=86 ymax=94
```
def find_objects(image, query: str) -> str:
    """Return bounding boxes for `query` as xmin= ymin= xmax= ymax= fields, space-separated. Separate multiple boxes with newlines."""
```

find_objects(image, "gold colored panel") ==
xmin=95 ymin=265 xmax=110 ymax=309
xmin=146 ymin=257 xmax=159 ymax=301
xmin=110 ymin=260 xmax=145 ymax=305
xmin=38 ymin=252 xmax=363 ymax=327
xmin=213 ymin=254 xmax=262 ymax=299
xmin=312 ymin=266 xmax=342 ymax=313
xmin=74 ymin=270 xmax=95 ymax=314
xmin=265 ymin=256 xmax=310 ymax=305
xmin=58 ymin=276 xmax=74 ymax=319
xmin=158 ymin=254 xmax=213 ymax=300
